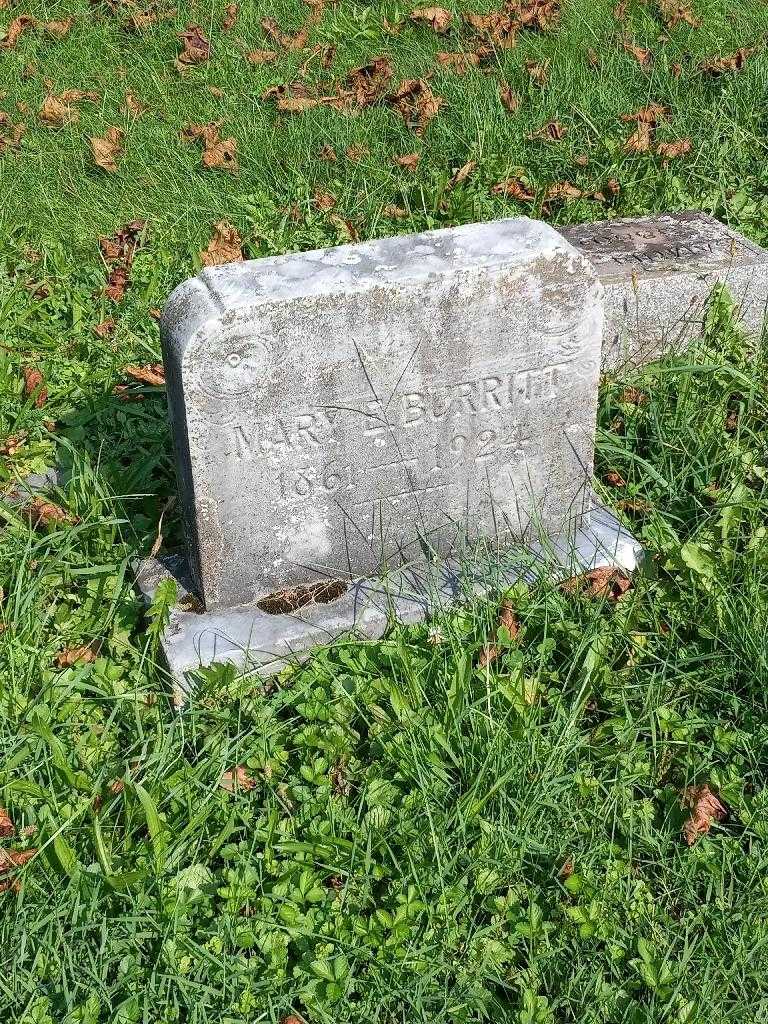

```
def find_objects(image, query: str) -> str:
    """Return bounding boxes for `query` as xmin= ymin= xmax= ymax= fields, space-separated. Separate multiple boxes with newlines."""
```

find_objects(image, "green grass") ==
xmin=3 ymin=1 xmax=768 ymax=1021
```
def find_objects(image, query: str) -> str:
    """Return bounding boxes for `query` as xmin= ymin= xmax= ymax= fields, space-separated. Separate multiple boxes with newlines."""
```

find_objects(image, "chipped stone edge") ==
xmin=135 ymin=495 xmax=643 ymax=706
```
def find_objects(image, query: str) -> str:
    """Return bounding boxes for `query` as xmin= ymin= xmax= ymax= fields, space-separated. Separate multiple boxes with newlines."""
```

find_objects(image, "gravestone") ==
xmin=140 ymin=217 xmax=643 ymax=694
xmin=561 ymin=212 xmax=768 ymax=368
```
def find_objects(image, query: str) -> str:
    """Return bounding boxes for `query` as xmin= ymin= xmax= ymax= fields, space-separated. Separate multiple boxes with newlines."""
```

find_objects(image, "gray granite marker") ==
xmin=561 ymin=212 xmax=768 ymax=369
xmin=161 ymin=217 xmax=604 ymax=611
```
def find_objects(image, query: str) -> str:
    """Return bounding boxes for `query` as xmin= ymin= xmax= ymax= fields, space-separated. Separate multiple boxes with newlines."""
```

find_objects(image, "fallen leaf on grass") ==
xmin=54 ymin=641 xmax=100 ymax=668
xmin=394 ymin=151 xmax=420 ymax=170
xmin=182 ymin=122 xmax=238 ymax=171
xmin=22 ymin=366 xmax=47 ymax=407
xmin=561 ymin=566 xmax=632 ymax=600
xmin=318 ymin=143 xmax=336 ymax=160
xmin=574 ymin=153 xmax=589 ymax=166
xmin=27 ymin=497 xmax=77 ymax=528
xmin=222 ymin=3 xmax=238 ymax=31
xmin=616 ymin=497 xmax=650 ymax=515
xmin=656 ymin=138 xmax=691 ymax=158
xmin=347 ymin=56 xmax=394 ymax=106
xmin=176 ymin=24 xmax=211 ymax=68
xmin=383 ymin=204 xmax=408 ymax=219
xmin=105 ymin=265 xmax=129 ymax=301
xmin=345 ymin=143 xmax=369 ymax=160
xmin=411 ymin=6 xmax=453 ymax=32
xmin=604 ymin=470 xmax=626 ymax=487
xmin=499 ymin=82 xmax=520 ymax=111
xmin=328 ymin=213 xmax=359 ymax=241
xmin=436 ymin=51 xmax=480 ymax=73
xmin=620 ymin=102 xmax=667 ymax=124
xmin=657 ymin=0 xmax=700 ymax=29
xmin=613 ymin=0 xmax=628 ymax=19
xmin=220 ymin=766 xmax=257 ymax=792
xmin=449 ymin=159 xmax=476 ymax=186
xmin=387 ymin=78 xmax=444 ymax=135
xmin=201 ymin=220 xmax=243 ymax=266
xmin=43 ymin=17 xmax=74 ymax=38
xmin=490 ymin=176 xmax=534 ymax=201
xmin=0 ymin=14 xmax=36 ymax=48
xmin=624 ymin=121 xmax=652 ymax=152
xmin=312 ymin=187 xmax=336 ymax=211
xmin=90 ymin=127 xmax=123 ymax=172
xmin=261 ymin=0 xmax=325 ymax=53
xmin=0 ymin=118 xmax=25 ymax=155
xmin=100 ymin=220 xmax=145 ymax=263
xmin=0 ymin=848 xmax=36 ymax=874
xmin=122 ymin=91 xmax=147 ymax=117
xmin=623 ymin=40 xmax=651 ymax=65
xmin=699 ymin=47 xmax=755 ymax=76
xmin=123 ymin=363 xmax=165 ymax=386
xmin=465 ymin=11 xmax=517 ymax=49
xmin=525 ymin=58 xmax=549 ymax=86
xmin=0 ymin=431 xmax=27 ymax=457
xmin=478 ymin=598 xmax=520 ymax=667
xmin=124 ymin=9 xmax=176 ymax=32
xmin=528 ymin=119 xmax=567 ymax=140
xmin=0 ymin=808 xmax=13 ymax=837
xmin=94 ymin=318 xmax=116 ymax=339
xmin=40 ymin=89 xmax=98 ymax=126
xmin=682 ymin=784 xmax=726 ymax=845
xmin=545 ymin=180 xmax=586 ymax=200
xmin=246 ymin=48 xmax=278 ymax=64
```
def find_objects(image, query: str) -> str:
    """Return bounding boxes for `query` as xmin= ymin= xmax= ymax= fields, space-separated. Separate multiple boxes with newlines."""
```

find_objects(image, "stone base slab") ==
xmin=136 ymin=500 xmax=643 ymax=702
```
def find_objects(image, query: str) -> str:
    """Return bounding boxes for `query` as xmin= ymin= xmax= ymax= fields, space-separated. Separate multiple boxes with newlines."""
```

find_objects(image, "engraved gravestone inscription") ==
xmin=162 ymin=218 xmax=603 ymax=610
xmin=561 ymin=212 xmax=768 ymax=367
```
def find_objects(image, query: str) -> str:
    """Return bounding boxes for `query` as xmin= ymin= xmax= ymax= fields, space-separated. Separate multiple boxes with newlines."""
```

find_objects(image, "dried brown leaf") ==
xmin=383 ymin=204 xmax=408 ymax=219
xmin=346 ymin=56 xmax=393 ymax=107
xmin=312 ymin=187 xmax=337 ymax=211
xmin=54 ymin=642 xmax=99 ymax=668
xmin=123 ymin=91 xmax=147 ymax=117
xmin=699 ymin=47 xmax=755 ymax=75
xmin=621 ymin=102 xmax=668 ymax=124
xmin=449 ymin=158 xmax=476 ymax=186
xmin=40 ymin=90 xmax=96 ymax=126
xmin=623 ymin=121 xmax=652 ymax=152
xmin=655 ymin=138 xmax=691 ymax=158
xmin=0 ymin=808 xmax=13 ymax=838
xmin=477 ymin=643 xmax=500 ymax=668
xmin=27 ymin=496 xmax=76 ymax=528
xmin=545 ymin=180 xmax=585 ymax=200
xmin=202 ymin=135 xmax=238 ymax=171
xmin=345 ymin=143 xmax=369 ymax=161
xmin=394 ymin=151 xmax=420 ymax=171
xmin=682 ymin=784 xmax=726 ymax=845
xmin=123 ymin=363 xmax=165 ymax=386
xmin=561 ymin=566 xmax=633 ymax=600
xmin=524 ymin=58 xmax=549 ymax=85
xmin=499 ymin=82 xmax=520 ymax=112
xmin=261 ymin=17 xmax=309 ymax=50
xmin=411 ymin=6 xmax=453 ymax=33
xmin=0 ymin=15 xmax=36 ymax=49
xmin=465 ymin=11 xmax=517 ymax=49
xmin=220 ymin=766 xmax=257 ymax=792
xmin=328 ymin=214 xmax=359 ymax=241
xmin=657 ymin=0 xmax=700 ymax=29
xmin=105 ymin=265 xmax=129 ymax=301
xmin=43 ymin=17 xmax=74 ymax=38
xmin=99 ymin=220 xmax=145 ymax=264
xmin=246 ymin=48 xmax=278 ymax=64
xmin=201 ymin=220 xmax=244 ymax=266
xmin=604 ymin=470 xmax=627 ymax=487
xmin=623 ymin=39 xmax=652 ymax=65
xmin=176 ymin=24 xmax=211 ymax=66
xmin=529 ymin=119 xmax=567 ymax=140
xmin=22 ymin=366 xmax=47 ymax=407
xmin=90 ymin=126 xmax=123 ymax=172
xmin=436 ymin=51 xmax=480 ymax=73
xmin=318 ymin=143 xmax=337 ymax=160
xmin=94 ymin=318 xmax=116 ymax=339
xmin=222 ymin=3 xmax=238 ymax=31
xmin=0 ymin=119 xmax=25 ymax=155
xmin=387 ymin=78 xmax=444 ymax=135
xmin=0 ymin=848 xmax=36 ymax=875
xmin=490 ymin=176 xmax=534 ymax=201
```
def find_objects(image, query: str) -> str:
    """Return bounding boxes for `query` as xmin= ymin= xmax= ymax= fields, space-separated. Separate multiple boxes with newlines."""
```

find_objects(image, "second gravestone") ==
xmin=142 ymin=217 xmax=642 ymax=691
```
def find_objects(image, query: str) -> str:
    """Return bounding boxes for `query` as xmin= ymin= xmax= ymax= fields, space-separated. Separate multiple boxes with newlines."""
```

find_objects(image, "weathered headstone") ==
xmin=141 ymin=216 xmax=644 ymax=693
xmin=161 ymin=217 xmax=604 ymax=611
xmin=561 ymin=212 xmax=768 ymax=368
